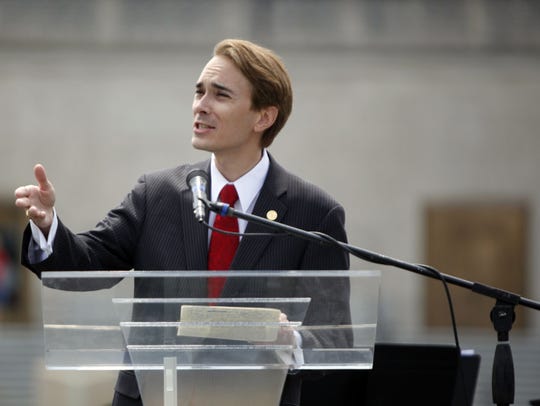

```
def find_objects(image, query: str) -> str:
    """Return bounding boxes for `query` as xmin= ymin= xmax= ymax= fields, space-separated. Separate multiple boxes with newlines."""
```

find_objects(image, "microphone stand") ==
xmin=204 ymin=199 xmax=540 ymax=406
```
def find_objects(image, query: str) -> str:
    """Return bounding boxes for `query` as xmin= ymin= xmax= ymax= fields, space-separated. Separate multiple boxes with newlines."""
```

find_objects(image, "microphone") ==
xmin=186 ymin=169 xmax=209 ymax=222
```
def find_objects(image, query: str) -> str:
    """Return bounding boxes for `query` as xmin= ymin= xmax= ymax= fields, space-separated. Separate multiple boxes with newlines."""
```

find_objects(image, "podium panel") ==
xmin=41 ymin=270 xmax=380 ymax=405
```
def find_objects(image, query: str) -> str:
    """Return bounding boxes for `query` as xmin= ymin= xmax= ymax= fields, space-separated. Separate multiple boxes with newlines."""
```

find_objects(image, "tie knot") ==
xmin=219 ymin=184 xmax=238 ymax=206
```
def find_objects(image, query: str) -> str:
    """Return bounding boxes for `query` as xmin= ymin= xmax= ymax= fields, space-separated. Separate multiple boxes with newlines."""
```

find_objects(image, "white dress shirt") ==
xmin=209 ymin=149 xmax=270 ymax=235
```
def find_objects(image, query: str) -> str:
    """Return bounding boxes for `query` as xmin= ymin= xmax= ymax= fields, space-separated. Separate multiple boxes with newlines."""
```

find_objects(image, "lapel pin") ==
xmin=266 ymin=210 xmax=278 ymax=221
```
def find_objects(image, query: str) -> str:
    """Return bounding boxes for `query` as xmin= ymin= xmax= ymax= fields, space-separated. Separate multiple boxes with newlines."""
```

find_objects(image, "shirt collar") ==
xmin=210 ymin=149 xmax=270 ymax=212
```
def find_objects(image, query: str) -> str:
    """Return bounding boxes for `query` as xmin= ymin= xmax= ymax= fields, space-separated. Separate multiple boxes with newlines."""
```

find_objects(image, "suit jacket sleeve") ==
xmin=21 ymin=174 xmax=147 ymax=277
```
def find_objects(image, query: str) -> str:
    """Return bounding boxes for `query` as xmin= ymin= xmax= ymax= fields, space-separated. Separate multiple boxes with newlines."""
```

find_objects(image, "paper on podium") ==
xmin=177 ymin=305 xmax=281 ymax=342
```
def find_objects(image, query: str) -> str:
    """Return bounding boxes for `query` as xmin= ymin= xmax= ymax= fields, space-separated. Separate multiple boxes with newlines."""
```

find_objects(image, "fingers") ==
xmin=14 ymin=164 xmax=56 ymax=230
xmin=14 ymin=194 xmax=31 ymax=209
xmin=14 ymin=164 xmax=51 ymax=200
xmin=14 ymin=184 xmax=39 ymax=204
xmin=34 ymin=164 xmax=51 ymax=191
xmin=25 ymin=206 xmax=48 ymax=220
xmin=14 ymin=191 xmax=46 ymax=218
xmin=14 ymin=185 xmax=30 ymax=200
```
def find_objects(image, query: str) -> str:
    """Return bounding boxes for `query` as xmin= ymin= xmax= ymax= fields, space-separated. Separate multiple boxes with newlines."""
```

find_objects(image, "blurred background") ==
xmin=1 ymin=0 xmax=540 ymax=404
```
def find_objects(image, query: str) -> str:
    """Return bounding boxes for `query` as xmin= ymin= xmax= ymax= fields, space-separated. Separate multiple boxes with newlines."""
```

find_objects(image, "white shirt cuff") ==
xmin=28 ymin=208 xmax=58 ymax=263
xmin=293 ymin=330 xmax=305 ymax=366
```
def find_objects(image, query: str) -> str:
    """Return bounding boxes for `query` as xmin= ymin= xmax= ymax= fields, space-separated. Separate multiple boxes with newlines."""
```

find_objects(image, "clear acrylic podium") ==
xmin=41 ymin=270 xmax=380 ymax=406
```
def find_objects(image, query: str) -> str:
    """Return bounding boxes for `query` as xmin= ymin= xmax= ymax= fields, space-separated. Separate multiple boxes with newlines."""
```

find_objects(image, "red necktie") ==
xmin=207 ymin=184 xmax=239 ymax=298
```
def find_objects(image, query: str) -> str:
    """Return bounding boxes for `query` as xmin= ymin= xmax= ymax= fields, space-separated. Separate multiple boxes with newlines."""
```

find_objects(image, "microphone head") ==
xmin=187 ymin=169 xmax=209 ymax=223
xmin=186 ymin=169 xmax=209 ymax=187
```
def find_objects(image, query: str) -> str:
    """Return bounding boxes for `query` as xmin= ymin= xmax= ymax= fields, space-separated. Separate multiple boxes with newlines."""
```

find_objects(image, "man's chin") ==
xmin=191 ymin=138 xmax=212 ymax=153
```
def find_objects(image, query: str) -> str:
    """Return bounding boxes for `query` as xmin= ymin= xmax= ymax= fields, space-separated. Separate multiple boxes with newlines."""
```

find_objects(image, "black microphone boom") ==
xmin=204 ymin=199 xmax=540 ymax=309
xmin=186 ymin=169 xmax=209 ymax=223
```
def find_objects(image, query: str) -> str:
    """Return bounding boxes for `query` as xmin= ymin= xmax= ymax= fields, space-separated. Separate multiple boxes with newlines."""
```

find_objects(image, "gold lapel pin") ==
xmin=266 ymin=210 xmax=278 ymax=221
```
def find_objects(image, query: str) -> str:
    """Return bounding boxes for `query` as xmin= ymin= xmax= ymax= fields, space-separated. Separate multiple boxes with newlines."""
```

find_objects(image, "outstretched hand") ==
xmin=14 ymin=164 xmax=56 ymax=235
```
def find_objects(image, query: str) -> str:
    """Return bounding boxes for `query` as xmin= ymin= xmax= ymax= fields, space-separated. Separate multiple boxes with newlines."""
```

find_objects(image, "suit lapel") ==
xmin=230 ymin=155 xmax=288 ymax=271
xmin=231 ymin=189 xmax=287 ymax=271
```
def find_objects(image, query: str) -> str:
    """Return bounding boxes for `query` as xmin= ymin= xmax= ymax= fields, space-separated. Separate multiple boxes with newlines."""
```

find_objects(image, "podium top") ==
xmin=42 ymin=269 xmax=379 ymax=278
xmin=41 ymin=270 xmax=380 ymax=371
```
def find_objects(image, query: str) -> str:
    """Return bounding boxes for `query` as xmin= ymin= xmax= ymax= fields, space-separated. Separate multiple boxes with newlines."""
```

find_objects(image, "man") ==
xmin=15 ymin=39 xmax=350 ymax=405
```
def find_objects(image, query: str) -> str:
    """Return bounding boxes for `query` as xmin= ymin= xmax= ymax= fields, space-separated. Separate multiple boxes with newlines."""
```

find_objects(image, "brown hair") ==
xmin=214 ymin=39 xmax=293 ymax=148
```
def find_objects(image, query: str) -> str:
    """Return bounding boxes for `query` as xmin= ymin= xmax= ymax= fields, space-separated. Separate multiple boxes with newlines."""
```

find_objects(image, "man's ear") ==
xmin=254 ymin=106 xmax=278 ymax=133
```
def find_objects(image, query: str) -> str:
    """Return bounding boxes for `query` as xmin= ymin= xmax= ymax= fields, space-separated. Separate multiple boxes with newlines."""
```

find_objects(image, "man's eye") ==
xmin=217 ymin=92 xmax=230 ymax=98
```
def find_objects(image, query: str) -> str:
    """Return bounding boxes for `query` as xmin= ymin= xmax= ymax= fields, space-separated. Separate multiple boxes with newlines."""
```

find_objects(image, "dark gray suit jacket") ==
xmin=22 ymin=154 xmax=350 ymax=404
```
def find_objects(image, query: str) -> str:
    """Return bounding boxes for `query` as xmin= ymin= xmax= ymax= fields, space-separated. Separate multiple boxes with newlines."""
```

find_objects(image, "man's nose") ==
xmin=193 ymin=95 xmax=210 ymax=115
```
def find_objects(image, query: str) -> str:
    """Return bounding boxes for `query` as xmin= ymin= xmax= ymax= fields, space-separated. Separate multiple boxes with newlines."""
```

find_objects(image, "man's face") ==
xmin=192 ymin=55 xmax=262 ymax=158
